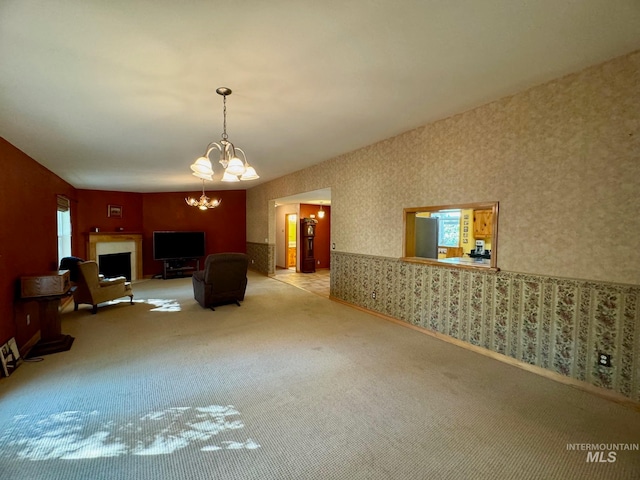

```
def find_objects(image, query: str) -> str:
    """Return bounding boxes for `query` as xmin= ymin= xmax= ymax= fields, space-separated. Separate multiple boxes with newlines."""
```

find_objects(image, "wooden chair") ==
xmin=446 ymin=247 xmax=464 ymax=258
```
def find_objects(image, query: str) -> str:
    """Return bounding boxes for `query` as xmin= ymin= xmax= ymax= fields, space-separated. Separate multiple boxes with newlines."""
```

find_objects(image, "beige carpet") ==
xmin=0 ymin=272 xmax=638 ymax=479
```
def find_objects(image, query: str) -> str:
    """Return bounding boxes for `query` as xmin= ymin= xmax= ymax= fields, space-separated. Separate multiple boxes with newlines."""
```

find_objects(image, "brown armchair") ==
xmin=192 ymin=253 xmax=249 ymax=310
xmin=74 ymin=261 xmax=134 ymax=314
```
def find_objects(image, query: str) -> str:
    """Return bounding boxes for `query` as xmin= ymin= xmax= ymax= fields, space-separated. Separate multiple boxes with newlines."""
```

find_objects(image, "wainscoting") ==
xmin=331 ymin=251 xmax=640 ymax=402
xmin=246 ymin=242 xmax=275 ymax=276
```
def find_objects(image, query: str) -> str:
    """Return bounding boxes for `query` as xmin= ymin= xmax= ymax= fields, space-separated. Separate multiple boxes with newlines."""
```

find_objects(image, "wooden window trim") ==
xmin=402 ymin=201 xmax=499 ymax=272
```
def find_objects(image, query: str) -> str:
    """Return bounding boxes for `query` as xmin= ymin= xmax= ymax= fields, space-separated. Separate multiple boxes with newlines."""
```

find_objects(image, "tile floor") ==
xmin=273 ymin=268 xmax=330 ymax=298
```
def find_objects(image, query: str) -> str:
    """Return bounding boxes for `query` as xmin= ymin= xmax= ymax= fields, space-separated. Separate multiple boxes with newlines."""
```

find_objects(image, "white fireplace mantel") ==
xmin=86 ymin=233 xmax=143 ymax=281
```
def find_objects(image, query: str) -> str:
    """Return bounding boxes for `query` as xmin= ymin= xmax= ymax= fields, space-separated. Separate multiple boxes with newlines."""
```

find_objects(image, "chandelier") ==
xmin=189 ymin=87 xmax=259 ymax=182
xmin=185 ymin=179 xmax=222 ymax=210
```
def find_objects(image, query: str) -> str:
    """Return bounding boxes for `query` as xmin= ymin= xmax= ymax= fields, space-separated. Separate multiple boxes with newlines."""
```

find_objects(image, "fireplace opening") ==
xmin=99 ymin=252 xmax=132 ymax=281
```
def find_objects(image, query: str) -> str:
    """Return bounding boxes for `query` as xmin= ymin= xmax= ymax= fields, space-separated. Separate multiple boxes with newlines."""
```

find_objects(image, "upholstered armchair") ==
xmin=192 ymin=253 xmax=249 ymax=310
xmin=74 ymin=261 xmax=134 ymax=314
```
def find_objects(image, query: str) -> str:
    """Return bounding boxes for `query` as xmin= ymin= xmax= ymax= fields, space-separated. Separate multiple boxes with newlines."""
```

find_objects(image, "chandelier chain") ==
xmin=221 ymin=94 xmax=228 ymax=141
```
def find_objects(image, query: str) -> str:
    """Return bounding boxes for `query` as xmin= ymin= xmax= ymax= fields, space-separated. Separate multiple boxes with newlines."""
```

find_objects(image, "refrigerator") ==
xmin=415 ymin=217 xmax=439 ymax=259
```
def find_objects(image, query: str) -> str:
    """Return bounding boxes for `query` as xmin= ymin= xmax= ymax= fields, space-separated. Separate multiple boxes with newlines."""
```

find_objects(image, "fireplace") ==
xmin=99 ymin=252 xmax=132 ymax=281
xmin=86 ymin=233 xmax=143 ymax=280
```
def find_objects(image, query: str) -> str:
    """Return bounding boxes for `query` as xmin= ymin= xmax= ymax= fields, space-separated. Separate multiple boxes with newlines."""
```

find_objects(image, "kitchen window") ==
xmin=430 ymin=210 xmax=461 ymax=247
xmin=402 ymin=202 xmax=499 ymax=271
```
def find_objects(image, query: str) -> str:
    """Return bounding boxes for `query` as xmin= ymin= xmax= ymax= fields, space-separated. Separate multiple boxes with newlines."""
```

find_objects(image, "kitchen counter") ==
xmin=402 ymin=255 xmax=497 ymax=272
xmin=438 ymin=256 xmax=491 ymax=267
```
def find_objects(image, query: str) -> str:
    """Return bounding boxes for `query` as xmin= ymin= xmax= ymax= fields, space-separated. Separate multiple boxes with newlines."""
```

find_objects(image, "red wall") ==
xmin=76 ymin=189 xmax=144 ymax=239
xmin=75 ymin=189 xmax=245 ymax=276
xmin=1 ymin=138 xmax=78 ymax=347
xmin=300 ymin=204 xmax=331 ymax=269
xmin=1 ymin=136 xmax=247 ymax=349
xmin=141 ymin=191 xmax=246 ymax=276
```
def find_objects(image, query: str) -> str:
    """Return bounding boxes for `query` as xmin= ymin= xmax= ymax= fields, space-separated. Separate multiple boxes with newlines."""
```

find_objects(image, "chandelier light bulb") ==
xmin=221 ymin=171 xmax=240 ymax=182
xmin=225 ymin=157 xmax=246 ymax=176
xmin=240 ymin=165 xmax=259 ymax=181
xmin=318 ymin=203 xmax=325 ymax=219
xmin=190 ymin=156 xmax=214 ymax=176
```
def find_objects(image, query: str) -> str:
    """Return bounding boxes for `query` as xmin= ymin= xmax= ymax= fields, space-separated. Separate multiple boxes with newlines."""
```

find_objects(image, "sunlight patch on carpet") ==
xmin=0 ymin=405 xmax=259 ymax=461
xmin=109 ymin=298 xmax=182 ymax=312
xmin=142 ymin=298 xmax=182 ymax=312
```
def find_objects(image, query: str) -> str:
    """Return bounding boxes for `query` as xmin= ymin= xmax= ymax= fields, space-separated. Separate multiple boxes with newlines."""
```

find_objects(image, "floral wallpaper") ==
xmin=331 ymin=252 xmax=640 ymax=401
xmin=246 ymin=242 xmax=274 ymax=276
xmin=248 ymin=50 xmax=640 ymax=285
xmin=246 ymin=51 xmax=640 ymax=400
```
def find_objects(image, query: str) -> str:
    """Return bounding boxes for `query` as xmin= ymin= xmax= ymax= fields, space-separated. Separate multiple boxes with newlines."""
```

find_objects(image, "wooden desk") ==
xmin=25 ymin=290 xmax=75 ymax=358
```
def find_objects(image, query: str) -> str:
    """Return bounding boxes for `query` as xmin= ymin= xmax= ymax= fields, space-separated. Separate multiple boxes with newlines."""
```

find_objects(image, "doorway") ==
xmin=285 ymin=213 xmax=297 ymax=270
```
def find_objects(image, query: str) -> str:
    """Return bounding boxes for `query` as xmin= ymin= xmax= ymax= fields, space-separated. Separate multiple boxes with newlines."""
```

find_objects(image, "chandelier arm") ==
xmin=218 ymin=140 xmax=237 ymax=169
xmin=222 ymin=139 xmax=236 ymax=156
xmin=235 ymin=147 xmax=248 ymax=164
xmin=203 ymin=142 xmax=222 ymax=158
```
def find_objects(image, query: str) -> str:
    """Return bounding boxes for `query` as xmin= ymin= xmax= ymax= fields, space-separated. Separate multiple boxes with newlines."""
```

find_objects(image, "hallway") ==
xmin=273 ymin=268 xmax=330 ymax=298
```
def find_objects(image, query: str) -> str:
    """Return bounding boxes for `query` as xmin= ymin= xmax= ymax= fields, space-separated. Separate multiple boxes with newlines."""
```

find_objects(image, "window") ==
xmin=430 ymin=210 xmax=461 ymax=247
xmin=57 ymin=195 xmax=72 ymax=265
xmin=403 ymin=202 xmax=499 ymax=271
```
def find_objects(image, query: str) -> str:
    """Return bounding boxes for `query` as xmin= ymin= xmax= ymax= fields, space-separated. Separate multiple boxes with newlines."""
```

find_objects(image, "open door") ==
xmin=285 ymin=214 xmax=297 ymax=269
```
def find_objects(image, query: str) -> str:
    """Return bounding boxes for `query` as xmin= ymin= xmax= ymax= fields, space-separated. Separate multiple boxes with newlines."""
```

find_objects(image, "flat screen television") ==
xmin=153 ymin=231 xmax=206 ymax=260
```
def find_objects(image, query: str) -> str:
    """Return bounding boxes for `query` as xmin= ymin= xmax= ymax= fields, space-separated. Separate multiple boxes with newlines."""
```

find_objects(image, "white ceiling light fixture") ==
xmin=189 ymin=87 xmax=259 ymax=182
xmin=317 ymin=202 xmax=325 ymax=219
xmin=185 ymin=179 xmax=222 ymax=210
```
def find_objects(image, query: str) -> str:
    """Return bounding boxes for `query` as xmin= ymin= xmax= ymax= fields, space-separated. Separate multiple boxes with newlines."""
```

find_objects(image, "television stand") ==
xmin=162 ymin=258 xmax=200 ymax=280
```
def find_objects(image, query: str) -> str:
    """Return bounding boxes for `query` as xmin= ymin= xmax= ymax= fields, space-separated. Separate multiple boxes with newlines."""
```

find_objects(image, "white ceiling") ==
xmin=2 ymin=1 xmax=639 ymax=194
xmin=275 ymin=188 xmax=332 ymax=207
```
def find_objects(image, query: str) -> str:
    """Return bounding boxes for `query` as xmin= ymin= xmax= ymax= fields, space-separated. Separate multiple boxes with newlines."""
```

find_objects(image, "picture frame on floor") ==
xmin=0 ymin=337 xmax=21 ymax=377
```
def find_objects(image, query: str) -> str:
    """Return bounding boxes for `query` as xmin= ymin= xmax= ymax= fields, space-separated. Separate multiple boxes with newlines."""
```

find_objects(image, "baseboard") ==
xmin=330 ymin=296 xmax=640 ymax=412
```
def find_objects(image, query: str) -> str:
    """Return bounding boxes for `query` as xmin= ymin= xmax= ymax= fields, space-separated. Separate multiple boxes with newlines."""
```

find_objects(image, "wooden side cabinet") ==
xmin=473 ymin=209 xmax=493 ymax=239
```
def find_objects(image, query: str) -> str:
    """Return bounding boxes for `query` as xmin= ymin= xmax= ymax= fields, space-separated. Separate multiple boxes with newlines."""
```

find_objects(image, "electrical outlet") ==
xmin=598 ymin=352 xmax=612 ymax=367
xmin=371 ymin=291 xmax=377 ymax=300
xmin=332 ymin=243 xmax=336 ymax=250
